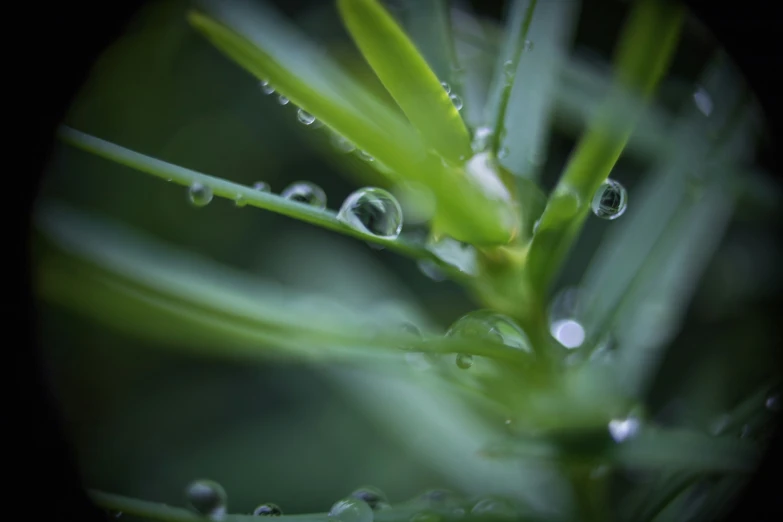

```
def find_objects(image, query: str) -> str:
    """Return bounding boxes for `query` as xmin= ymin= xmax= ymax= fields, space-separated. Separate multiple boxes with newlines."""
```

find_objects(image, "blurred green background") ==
xmin=35 ymin=0 xmax=782 ymax=516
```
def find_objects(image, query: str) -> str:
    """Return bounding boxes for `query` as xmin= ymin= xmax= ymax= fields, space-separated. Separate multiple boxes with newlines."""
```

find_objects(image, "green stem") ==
xmin=525 ymin=0 xmax=685 ymax=295
xmin=490 ymin=0 xmax=538 ymax=155
xmin=57 ymin=126 xmax=466 ymax=280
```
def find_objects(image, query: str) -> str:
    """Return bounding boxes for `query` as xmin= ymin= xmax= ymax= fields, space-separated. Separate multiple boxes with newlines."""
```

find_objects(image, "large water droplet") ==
xmin=693 ymin=86 xmax=713 ymax=116
xmin=449 ymin=94 xmax=463 ymax=110
xmin=608 ymin=417 xmax=641 ymax=443
xmin=470 ymin=497 xmax=517 ymax=518
xmin=440 ymin=81 xmax=451 ymax=94
xmin=351 ymin=486 xmax=388 ymax=511
xmin=550 ymin=320 xmax=585 ymax=349
xmin=253 ymin=503 xmax=283 ymax=516
xmin=417 ymin=260 xmax=447 ymax=282
xmin=471 ymin=127 xmax=494 ymax=153
xmin=186 ymin=480 xmax=227 ymax=519
xmin=260 ymin=80 xmax=275 ymax=95
xmin=446 ymin=310 xmax=532 ymax=353
xmin=331 ymin=133 xmax=356 ymax=153
xmin=297 ymin=109 xmax=316 ymax=125
xmin=337 ymin=187 xmax=403 ymax=239
xmin=281 ymin=182 xmax=327 ymax=209
xmin=328 ymin=497 xmax=374 ymax=522
xmin=456 ymin=353 xmax=473 ymax=369
xmin=253 ymin=181 xmax=271 ymax=192
xmin=277 ymin=95 xmax=290 ymax=106
xmin=188 ymin=182 xmax=213 ymax=207
xmin=591 ymin=179 xmax=628 ymax=220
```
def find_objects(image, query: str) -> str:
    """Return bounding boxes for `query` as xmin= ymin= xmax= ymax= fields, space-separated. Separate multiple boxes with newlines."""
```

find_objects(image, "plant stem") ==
xmin=489 ymin=0 xmax=538 ymax=155
xmin=524 ymin=0 xmax=685 ymax=295
xmin=57 ymin=126 xmax=464 ymax=278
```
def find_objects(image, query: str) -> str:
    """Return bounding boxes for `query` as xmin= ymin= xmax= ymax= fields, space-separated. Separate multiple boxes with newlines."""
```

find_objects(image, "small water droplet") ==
xmin=166 ymin=177 xmax=173 ymax=182
xmin=328 ymin=497 xmax=374 ymax=522
xmin=358 ymin=150 xmax=375 ymax=162
xmin=331 ymin=133 xmax=356 ymax=153
xmin=524 ymin=40 xmax=534 ymax=52
xmin=471 ymin=128 xmax=493 ymax=153
xmin=186 ymin=480 xmax=227 ymax=520
xmin=351 ymin=486 xmax=388 ymax=510
xmin=503 ymin=60 xmax=515 ymax=78
xmin=449 ymin=94 xmax=463 ymax=110
xmin=234 ymin=194 xmax=246 ymax=207
xmin=281 ymin=181 xmax=327 ymax=209
xmin=766 ymin=392 xmax=780 ymax=412
xmin=470 ymin=497 xmax=517 ymax=518
xmin=440 ymin=81 xmax=451 ymax=94
xmin=533 ymin=219 xmax=541 ymax=234
xmin=498 ymin=146 xmax=509 ymax=159
xmin=297 ymin=108 xmax=316 ymax=125
xmin=410 ymin=512 xmax=442 ymax=522
xmin=591 ymin=179 xmax=628 ymax=220
xmin=456 ymin=353 xmax=473 ymax=369
xmin=693 ymin=86 xmax=713 ymax=116
xmin=446 ymin=310 xmax=532 ymax=353
xmin=337 ymin=187 xmax=403 ymax=239
xmin=188 ymin=182 xmax=213 ymax=207
xmin=252 ymin=181 xmax=271 ymax=192
xmin=253 ymin=503 xmax=283 ymax=516
xmin=417 ymin=260 xmax=446 ymax=281
xmin=260 ymin=80 xmax=275 ymax=95
xmin=277 ymin=95 xmax=290 ymax=106
xmin=608 ymin=417 xmax=641 ymax=442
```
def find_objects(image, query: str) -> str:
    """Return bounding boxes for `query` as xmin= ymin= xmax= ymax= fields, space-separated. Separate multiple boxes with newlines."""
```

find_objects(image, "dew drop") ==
xmin=277 ymin=95 xmax=290 ymax=106
xmin=234 ymin=194 xmax=246 ymax=207
xmin=550 ymin=319 xmax=585 ymax=349
xmin=470 ymin=497 xmax=517 ymax=518
xmin=440 ymin=81 xmax=451 ymax=94
xmin=358 ymin=150 xmax=375 ymax=162
xmin=399 ymin=322 xmax=422 ymax=350
xmin=281 ymin=181 xmax=327 ymax=209
xmin=693 ymin=86 xmax=713 ymax=116
xmin=351 ymin=486 xmax=388 ymax=511
xmin=252 ymin=181 xmax=271 ymax=192
xmin=297 ymin=108 xmax=316 ymax=125
xmin=524 ymin=40 xmax=534 ymax=52
xmin=471 ymin=127 xmax=494 ymax=153
xmin=449 ymin=94 xmax=463 ymax=110
xmin=410 ymin=512 xmax=442 ymax=522
xmin=328 ymin=497 xmax=374 ymax=522
xmin=455 ymin=353 xmax=473 ymax=369
xmin=260 ymin=80 xmax=275 ymax=95
xmin=498 ymin=146 xmax=510 ymax=159
xmin=608 ymin=417 xmax=641 ymax=443
xmin=188 ymin=182 xmax=213 ymax=207
xmin=591 ymin=179 xmax=628 ymax=220
xmin=503 ymin=60 xmax=515 ymax=78
xmin=331 ymin=133 xmax=357 ymax=153
xmin=446 ymin=310 xmax=532 ymax=353
xmin=766 ymin=392 xmax=780 ymax=412
xmin=533 ymin=219 xmax=541 ymax=234
xmin=253 ymin=503 xmax=283 ymax=516
xmin=337 ymin=187 xmax=403 ymax=239
xmin=418 ymin=260 xmax=447 ymax=282
xmin=185 ymin=480 xmax=227 ymax=520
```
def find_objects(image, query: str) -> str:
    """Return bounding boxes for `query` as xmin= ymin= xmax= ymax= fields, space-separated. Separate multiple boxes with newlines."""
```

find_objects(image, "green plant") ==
xmin=34 ymin=0 xmax=781 ymax=521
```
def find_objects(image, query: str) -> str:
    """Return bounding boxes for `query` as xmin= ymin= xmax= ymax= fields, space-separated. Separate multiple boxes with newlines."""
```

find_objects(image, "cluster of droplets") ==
xmin=439 ymin=81 xmax=462 ymax=111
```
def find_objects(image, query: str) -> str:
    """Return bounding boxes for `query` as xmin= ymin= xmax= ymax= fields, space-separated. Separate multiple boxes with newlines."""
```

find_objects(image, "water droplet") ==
xmin=188 ymin=182 xmax=213 ymax=207
xmin=252 ymin=181 xmax=271 ymax=192
xmin=591 ymin=179 xmax=628 ymax=220
xmin=766 ymin=392 xmax=780 ymax=412
xmin=234 ymin=194 xmax=246 ymax=207
xmin=470 ymin=497 xmax=517 ymax=518
xmin=524 ymin=40 xmax=534 ymax=52
xmin=328 ymin=497 xmax=374 ymax=522
xmin=503 ymin=60 xmax=515 ymax=78
xmin=471 ymin=127 xmax=494 ymax=153
xmin=417 ymin=260 xmax=446 ymax=282
xmin=446 ymin=310 xmax=532 ymax=353
xmin=608 ymin=417 xmax=641 ymax=442
xmin=693 ymin=86 xmax=713 ymax=116
xmin=410 ymin=512 xmax=442 ymax=522
xmin=331 ymin=133 xmax=356 ymax=153
xmin=351 ymin=486 xmax=388 ymax=510
xmin=297 ymin=109 xmax=316 ymax=125
xmin=337 ymin=187 xmax=403 ymax=239
xmin=281 ymin=181 xmax=327 ymax=209
xmin=449 ymin=94 xmax=463 ymax=110
xmin=185 ymin=480 xmax=227 ymax=520
xmin=440 ymin=81 xmax=451 ymax=94
xmin=260 ymin=80 xmax=275 ymax=95
xmin=533 ymin=219 xmax=541 ymax=234
xmin=550 ymin=319 xmax=585 ymax=349
xmin=253 ymin=503 xmax=283 ymax=516
xmin=358 ymin=150 xmax=375 ymax=162
xmin=277 ymin=95 xmax=290 ymax=106
xmin=498 ymin=146 xmax=509 ymax=159
xmin=456 ymin=353 xmax=473 ymax=369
